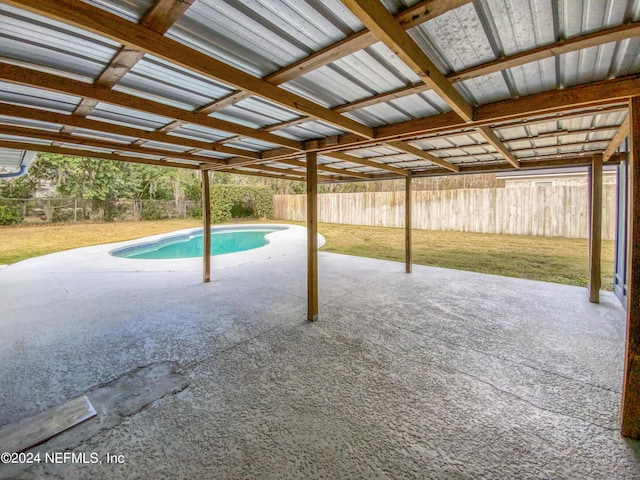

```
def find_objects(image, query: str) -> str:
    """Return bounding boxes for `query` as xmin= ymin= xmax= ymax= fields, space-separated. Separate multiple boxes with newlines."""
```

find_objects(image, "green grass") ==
xmin=0 ymin=219 xmax=200 ymax=264
xmin=0 ymin=219 xmax=614 ymax=290
xmin=314 ymin=223 xmax=614 ymax=290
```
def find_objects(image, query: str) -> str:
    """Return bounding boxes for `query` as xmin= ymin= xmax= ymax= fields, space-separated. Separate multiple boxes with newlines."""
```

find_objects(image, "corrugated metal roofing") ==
xmin=0 ymin=82 xmax=80 ymax=113
xmin=0 ymin=115 xmax=62 ymax=132
xmin=1 ymin=3 xmax=120 ymax=83
xmin=168 ymin=0 xmax=363 ymax=78
xmin=87 ymin=104 xmax=173 ymax=131
xmin=0 ymin=0 xmax=637 ymax=180
xmin=115 ymin=55 xmax=235 ymax=111
xmin=83 ymin=0 xmax=154 ymax=22
xmin=168 ymin=124 xmax=233 ymax=143
xmin=276 ymin=120 xmax=346 ymax=141
xmin=0 ymin=147 xmax=34 ymax=169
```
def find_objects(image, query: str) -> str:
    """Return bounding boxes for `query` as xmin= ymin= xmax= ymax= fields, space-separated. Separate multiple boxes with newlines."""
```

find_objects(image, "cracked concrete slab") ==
xmin=0 ymin=229 xmax=639 ymax=479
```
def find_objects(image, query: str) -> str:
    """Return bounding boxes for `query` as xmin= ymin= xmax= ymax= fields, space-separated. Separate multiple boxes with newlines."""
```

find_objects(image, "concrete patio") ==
xmin=0 ymin=226 xmax=639 ymax=479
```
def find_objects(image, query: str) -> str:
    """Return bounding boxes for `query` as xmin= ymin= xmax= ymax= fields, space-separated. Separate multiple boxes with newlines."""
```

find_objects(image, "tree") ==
xmin=0 ymin=174 xmax=38 ymax=199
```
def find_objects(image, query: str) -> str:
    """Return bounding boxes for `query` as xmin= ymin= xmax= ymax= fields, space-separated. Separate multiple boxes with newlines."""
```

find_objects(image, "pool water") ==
xmin=111 ymin=227 xmax=287 ymax=259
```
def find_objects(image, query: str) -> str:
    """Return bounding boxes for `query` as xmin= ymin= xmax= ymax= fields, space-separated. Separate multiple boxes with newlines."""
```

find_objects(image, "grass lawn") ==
xmin=0 ymin=219 xmax=200 ymax=265
xmin=0 ymin=219 xmax=614 ymax=290
xmin=314 ymin=223 xmax=615 ymax=291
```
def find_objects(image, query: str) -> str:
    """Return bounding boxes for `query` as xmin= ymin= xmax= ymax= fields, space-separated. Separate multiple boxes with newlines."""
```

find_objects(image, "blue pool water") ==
xmin=111 ymin=226 xmax=287 ymax=259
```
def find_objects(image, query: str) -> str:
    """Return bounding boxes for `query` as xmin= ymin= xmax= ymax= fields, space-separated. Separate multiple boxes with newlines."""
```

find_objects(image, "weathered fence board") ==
xmin=274 ymin=185 xmax=617 ymax=240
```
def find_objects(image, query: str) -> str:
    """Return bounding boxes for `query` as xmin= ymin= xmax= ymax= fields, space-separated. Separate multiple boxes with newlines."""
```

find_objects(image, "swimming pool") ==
xmin=110 ymin=226 xmax=288 ymax=259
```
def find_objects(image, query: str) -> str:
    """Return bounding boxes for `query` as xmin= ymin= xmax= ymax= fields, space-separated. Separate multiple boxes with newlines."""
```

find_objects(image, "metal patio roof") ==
xmin=0 ymin=0 xmax=638 ymax=182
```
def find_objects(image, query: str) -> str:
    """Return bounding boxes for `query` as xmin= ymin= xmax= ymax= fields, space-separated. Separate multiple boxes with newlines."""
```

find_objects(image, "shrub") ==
xmin=209 ymin=185 xmax=273 ymax=223
xmin=189 ymin=206 xmax=202 ymax=219
xmin=140 ymin=201 xmax=165 ymax=221
xmin=0 ymin=205 xmax=23 ymax=225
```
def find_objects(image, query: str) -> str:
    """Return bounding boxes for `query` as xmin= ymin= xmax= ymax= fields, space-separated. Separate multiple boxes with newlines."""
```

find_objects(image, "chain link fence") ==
xmin=0 ymin=197 xmax=200 ymax=225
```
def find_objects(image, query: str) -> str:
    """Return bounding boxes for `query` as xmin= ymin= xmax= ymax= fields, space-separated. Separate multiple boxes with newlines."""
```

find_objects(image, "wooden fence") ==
xmin=273 ymin=185 xmax=617 ymax=240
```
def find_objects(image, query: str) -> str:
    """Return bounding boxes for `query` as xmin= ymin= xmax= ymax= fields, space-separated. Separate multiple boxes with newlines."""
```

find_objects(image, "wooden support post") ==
xmin=589 ymin=154 xmax=603 ymax=303
xmin=622 ymin=96 xmax=640 ymax=438
xmin=405 ymin=174 xmax=412 ymax=273
xmin=201 ymin=169 xmax=211 ymax=283
xmin=306 ymin=151 xmax=318 ymax=322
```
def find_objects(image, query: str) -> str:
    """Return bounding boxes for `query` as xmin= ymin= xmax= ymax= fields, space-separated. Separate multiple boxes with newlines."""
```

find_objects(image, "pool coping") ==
xmin=109 ymin=225 xmax=290 ymax=259
xmin=2 ymin=223 xmax=325 ymax=274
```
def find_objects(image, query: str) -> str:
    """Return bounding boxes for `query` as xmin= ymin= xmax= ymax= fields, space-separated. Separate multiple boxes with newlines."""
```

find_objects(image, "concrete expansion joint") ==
xmin=375 ymin=309 xmax=621 ymax=396
xmin=460 ymin=370 xmax=618 ymax=432
xmin=183 ymin=319 xmax=294 ymax=371
xmin=415 ymin=327 xmax=623 ymax=396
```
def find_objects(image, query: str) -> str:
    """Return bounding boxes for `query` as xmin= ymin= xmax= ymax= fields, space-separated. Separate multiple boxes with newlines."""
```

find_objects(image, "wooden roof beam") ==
xmin=215 ymin=166 xmax=334 ymax=183
xmin=477 ymin=126 xmax=519 ymax=168
xmin=0 ymin=140 xmax=200 ymax=169
xmin=0 ymin=102 xmax=261 ymax=159
xmin=386 ymin=141 xmax=460 ymax=172
xmin=329 ymin=22 xmax=640 ymax=118
xmin=0 ymin=124 xmax=226 ymax=166
xmin=209 ymin=167 xmax=307 ymax=182
xmin=603 ymin=116 xmax=629 ymax=162
xmin=141 ymin=0 xmax=195 ymax=33
xmin=342 ymin=0 xmax=522 ymax=167
xmin=325 ymin=151 xmax=409 ymax=176
xmin=73 ymin=1 xmax=194 ymax=115
xmin=342 ymin=0 xmax=473 ymax=122
xmin=451 ymin=21 xmax=640 ymax=83
xmin=275 ymin=159 xmax=373 ymax=179
xmin=370 ymin=75 xmax=640 ymax=144
xmin=266 ymin=0 xmax=472 ymax=85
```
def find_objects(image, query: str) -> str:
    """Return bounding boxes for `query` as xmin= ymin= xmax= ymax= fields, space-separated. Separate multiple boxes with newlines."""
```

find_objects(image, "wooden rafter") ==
xmin=203 ymin=156 xmax=368 ymax=181
xmin=211 ymin=168 xmax=309 ymax=182
xmin=73 ymin=0 xmax=194 ymax=119
xmin=503 ymin=124 xmax=624 ymax=142
xmin=360 ymin=76 xmax=640 ymax=149
xmin=387 ymin=141 xmax=460 ymax=172
xmin=141 ymin=0 xmax=195 ymax=33
xmin=196 ymin=92 xmax=253 ymax=115
xmin=0 ymin=63 xmax=303 ymax=151
xmin=216 ymin=166 xmax=333 ymax=183
xmin=477 ymin=126 xmax=519 ymax=168
xmin=6 ymin=0 xmax=373 ymax=139
xmin=0 ymin=124 xmax=227 ymax=165
xmin=325 ymin=151 xmax=409 ymax=176
xmin=365 ymin=153 xmax=625 ymax=180
xmin=451 ymin=22 xmax=640 ymax=83
xmin=0 ymin=103 xmax=261 ymax=159
xmin=234 ymin=164 xmax=309 ymax=179
xmin=509 ymin=139 xmax=613 ymax=154
xmin=341 ymin=0 xmax=524 ymax=169
xmin=342 ymin=0 xmax=473 ymax=122
xmin=94 ymin=49 xmax=145 ymax=89
xmin=325 ymin=22 xmax=640 ymax=118
xmin=248 ymin=93 xmax=632 ymax=166
xmin=275 ymin=159 xmax=373 ymax=180
xmin=603 ymin=117 xmax=630 ymax=162
xmin=0 ymin=140 xmax=199 ymax=169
